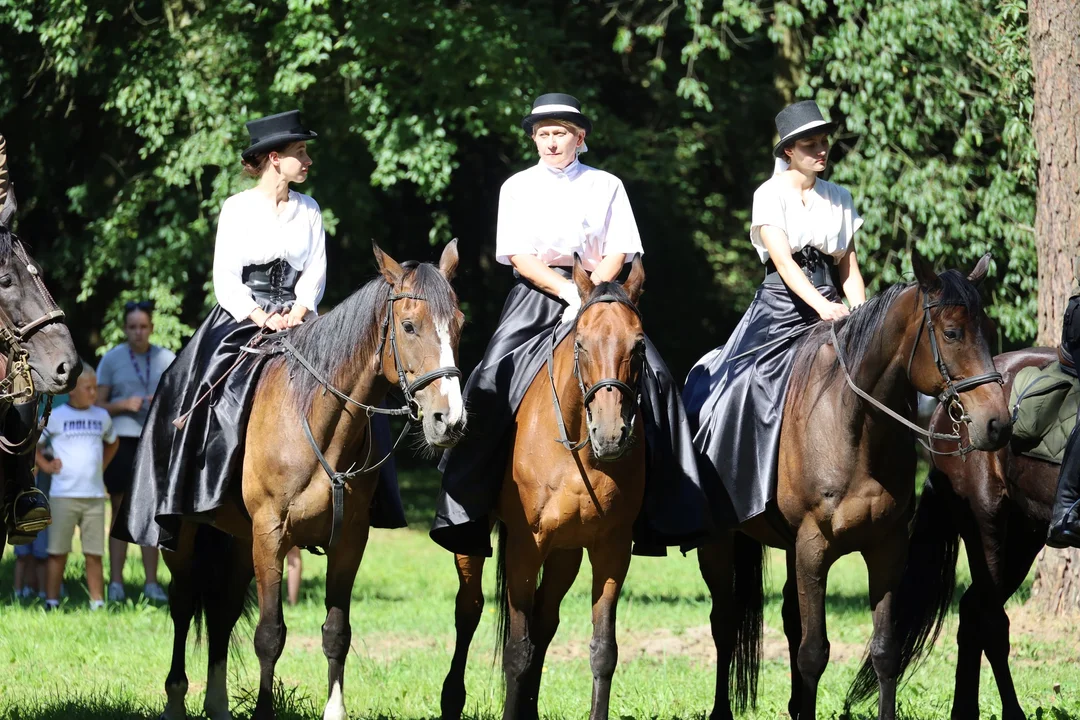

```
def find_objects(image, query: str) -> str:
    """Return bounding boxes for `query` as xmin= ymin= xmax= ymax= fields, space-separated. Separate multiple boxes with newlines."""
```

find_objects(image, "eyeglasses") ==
xmin=124 ymin=300 xmax=155 ymax=312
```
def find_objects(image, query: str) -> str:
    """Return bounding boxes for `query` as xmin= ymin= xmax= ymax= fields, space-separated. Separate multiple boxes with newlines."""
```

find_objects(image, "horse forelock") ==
xmin=279 ymin=260 xmax=459 ymax=418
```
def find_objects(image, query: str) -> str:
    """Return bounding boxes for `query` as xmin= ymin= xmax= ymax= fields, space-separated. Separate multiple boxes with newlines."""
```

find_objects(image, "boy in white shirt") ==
xmin=37 ymin=366 xmax=119 ymax=610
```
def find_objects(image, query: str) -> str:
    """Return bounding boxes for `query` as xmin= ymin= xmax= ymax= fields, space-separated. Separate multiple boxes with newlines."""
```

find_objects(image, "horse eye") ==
xmin=402 ymin=321 xmax=416 ymax=335
xmin=0 ymin=275 xmax=12 ymax=288
xmin=944 ymin=328 xmax=963 ymax=342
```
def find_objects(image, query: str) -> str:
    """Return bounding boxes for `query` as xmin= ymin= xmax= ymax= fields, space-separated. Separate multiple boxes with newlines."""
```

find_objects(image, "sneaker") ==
xmin=44 ymin=599 xmax=60 ymax=612
xmin=19 ymin=586 xmax=34 ymax=600
xmin=143 ymin=583 xmax=168 ymax=603
xmin=108 ymin=582 xmax=126 ymax=602
xmin=89 ymin=600 xmax=105 ymax=611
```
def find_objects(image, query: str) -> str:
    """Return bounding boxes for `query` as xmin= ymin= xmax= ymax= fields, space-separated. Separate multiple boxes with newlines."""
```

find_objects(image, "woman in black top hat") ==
xmin=116 ymin=111 xmax=406 ymax=551
xmin=683 ymin=99 xmax=866 ymax=526
xmin=431 ymin=93 xmax=707 ymax=557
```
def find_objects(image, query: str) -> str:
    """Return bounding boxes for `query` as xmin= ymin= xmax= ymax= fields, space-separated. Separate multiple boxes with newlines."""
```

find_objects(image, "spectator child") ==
xmin=38 ymin=368 xmax=118 ymax=610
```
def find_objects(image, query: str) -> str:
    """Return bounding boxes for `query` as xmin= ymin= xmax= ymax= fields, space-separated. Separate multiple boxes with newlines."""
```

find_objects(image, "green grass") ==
xmin=1 ymin=467 xmax=1078 ymax=719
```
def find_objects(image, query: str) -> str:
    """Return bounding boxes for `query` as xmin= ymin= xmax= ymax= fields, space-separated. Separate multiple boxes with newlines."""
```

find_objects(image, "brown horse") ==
xmin=441 ymin=257 xmax=647 ymax=720
xmin=698 ymin=253 xmax=1013 ymax=720
xmin=159 ymin=241 xmax=464 ymax=720
xmin=0 ymin=137 xmax=81 ymax=554
xmin=852 ymin=347 xmax=1057 ymax=720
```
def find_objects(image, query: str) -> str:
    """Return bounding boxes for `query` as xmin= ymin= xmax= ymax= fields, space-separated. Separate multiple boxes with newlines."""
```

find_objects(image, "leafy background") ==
xmin=0 ymin=0 xmax=1037 ymax=377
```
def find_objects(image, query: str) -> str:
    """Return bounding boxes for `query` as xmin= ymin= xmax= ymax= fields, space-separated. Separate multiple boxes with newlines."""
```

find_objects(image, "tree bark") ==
xmin=1027 ymin=0 xmax=1080 ymax=615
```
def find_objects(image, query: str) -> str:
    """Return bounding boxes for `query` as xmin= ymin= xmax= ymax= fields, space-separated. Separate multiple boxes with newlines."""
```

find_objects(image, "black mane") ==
xmin=789 ymin=269 xmax=984 ymax=402
xmin=279 ymin=261 xmax=458 ymax=416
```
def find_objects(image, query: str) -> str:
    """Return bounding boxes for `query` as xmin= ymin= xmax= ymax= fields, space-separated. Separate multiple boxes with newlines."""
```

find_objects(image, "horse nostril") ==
xmin=56 ymin=361 xmax=69 ymax=379
xmin=987 ymin=417 xmax=1012 ymax=443
xmin=432 ymin=410 xmax=445 ymax=426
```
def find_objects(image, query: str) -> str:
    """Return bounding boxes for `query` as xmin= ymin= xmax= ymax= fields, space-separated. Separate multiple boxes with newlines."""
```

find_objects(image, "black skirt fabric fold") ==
xmin=115 ymin=302 xmax=405 ymax=552
xmin=683 ymin=282 xmax=838 ymax=526
xmin=431 ymin=272 xmax=708 ymax=557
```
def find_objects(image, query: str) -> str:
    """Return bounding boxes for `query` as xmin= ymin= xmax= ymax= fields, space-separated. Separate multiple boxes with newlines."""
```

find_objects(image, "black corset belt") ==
xmin=763 ymin=247 xmax=835 ymax=288
xmin=242 ymin=259 xmax=299 ymax=307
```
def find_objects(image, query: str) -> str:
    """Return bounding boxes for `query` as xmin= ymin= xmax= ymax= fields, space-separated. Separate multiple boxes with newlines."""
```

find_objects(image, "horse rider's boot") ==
xmin=1048 ymin=421 xmax=1080 ymax=548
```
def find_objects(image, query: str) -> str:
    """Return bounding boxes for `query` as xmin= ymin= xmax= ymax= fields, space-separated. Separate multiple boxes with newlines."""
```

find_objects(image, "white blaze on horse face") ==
xmin=436 ymin=319 xmax=463 ymax=425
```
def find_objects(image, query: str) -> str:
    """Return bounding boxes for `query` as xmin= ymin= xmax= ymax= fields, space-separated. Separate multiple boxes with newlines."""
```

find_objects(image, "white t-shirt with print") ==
xmin=42 ymin=404 xmax=117 ymax=499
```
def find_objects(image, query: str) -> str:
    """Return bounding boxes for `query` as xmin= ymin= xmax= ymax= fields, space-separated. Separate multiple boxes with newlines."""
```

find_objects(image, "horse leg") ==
xmin=321 ymin=527 xmax=369 ymax=720
xmin=204 ymin=535 xmax=255 ymax=720
xmin=250 ymin=522 xmax=288 ymax=720
xmin=501 ymin=538 xmax=543 ymax=720
xmin=160 ymin=527 xmax=196 ymax=720
xmin=952 ymin=587 xmax=982 ymax=720
xmin=586 ymin=539 xmax=633 ymax=720
xmin=862 ymin=530 xmax=908 ymax=720
xmin=518 ymin=548 xmax=584 ymax=715
xmin=794 ymin=526 xmax=833 ymax=720
xmin=441 ymin=553 xmax=487 ymax=720
xmin=782 ymin=550 xmax=803 ymax=719
xmin=979 ymin=526 xmax=1043 ymax=720
xmin=697 ymin=537 xmax=735 ymax=720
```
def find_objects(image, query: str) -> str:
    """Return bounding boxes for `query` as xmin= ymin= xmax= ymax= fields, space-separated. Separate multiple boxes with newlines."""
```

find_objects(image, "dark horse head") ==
xmin=0 ymin=137 xmax=80 ymax=396
xmin=570 ymin=254 xmax=646 ymax=461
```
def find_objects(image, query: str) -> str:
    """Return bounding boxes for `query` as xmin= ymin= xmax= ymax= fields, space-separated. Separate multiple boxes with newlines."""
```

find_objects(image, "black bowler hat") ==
xmin=772 ymin=100 xmax=837 ymax=158
xmin=521 ymin=93 xmax=593 ymax=136
xmin=242 ymin=110 xmax=318 ymax=162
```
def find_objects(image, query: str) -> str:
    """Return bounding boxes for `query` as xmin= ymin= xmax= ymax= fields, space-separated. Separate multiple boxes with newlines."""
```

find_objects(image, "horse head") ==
xmin=373 ymin=239 xmax=465 ymax=448
xmin=0 ymin=135 xmax=80 ymax=396
xmin=908 ymin=250 xmax=1011 ymax=451
xmin=570 ymin=254 xmax=646 ymax=461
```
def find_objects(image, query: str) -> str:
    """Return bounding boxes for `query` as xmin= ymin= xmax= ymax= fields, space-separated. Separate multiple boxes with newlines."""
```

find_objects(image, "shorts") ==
xmin=47 ymin=497 xmax=106 ymax=556
xmin=13 ymin=525 xmax=48 ymax=560
xmin=103 ymin=436 xmax=140 ymax=496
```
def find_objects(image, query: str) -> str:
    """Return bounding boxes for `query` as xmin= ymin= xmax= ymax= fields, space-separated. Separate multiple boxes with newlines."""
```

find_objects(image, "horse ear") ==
xmin=572 ymin=254 xmax=593 ymax=301
xmin=967 ymin=253 xmax=991 ymax=286
xmin=372 ymin=240 xmax=404 ymax=286
xmin=911 ymin=249 xmax=940 ymax=288
xmin=623 ymin=255 xmax=645 ymax=304
xmin=439 ymin=238 xmax=459 ymax=282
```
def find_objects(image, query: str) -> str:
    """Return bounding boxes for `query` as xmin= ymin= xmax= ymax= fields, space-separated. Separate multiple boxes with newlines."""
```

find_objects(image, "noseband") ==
xmin=0 ymin=236 xmax=66 ymax=454
xmin=549 ymin=293 xmax=643 ymax=452
xmin=832 ymin=288 xmax=1003 ymax=457
xmin=283 ymin=282 xmax=461 ymax=549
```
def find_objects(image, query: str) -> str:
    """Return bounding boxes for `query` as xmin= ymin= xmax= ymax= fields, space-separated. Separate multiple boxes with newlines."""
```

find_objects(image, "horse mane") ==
xmin=0 ymin=227 xmax=15 ymax=264
xmin=788 ymin=269 xmax=984 ymax=405
xmin=278 ymin=261 xmax=458 ymax=417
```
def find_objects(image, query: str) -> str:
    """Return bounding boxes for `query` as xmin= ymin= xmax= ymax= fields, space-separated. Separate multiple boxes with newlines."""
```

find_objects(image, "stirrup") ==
xmin=11 ymin=488 xmax=51 ymax=534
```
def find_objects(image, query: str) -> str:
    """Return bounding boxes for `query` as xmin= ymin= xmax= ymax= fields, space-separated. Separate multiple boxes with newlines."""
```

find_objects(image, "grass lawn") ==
xmin=1 ymin=466 xmax=1078 ymax=719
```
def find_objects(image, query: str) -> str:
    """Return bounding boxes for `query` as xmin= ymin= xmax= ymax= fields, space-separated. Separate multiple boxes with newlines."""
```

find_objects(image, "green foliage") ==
xmin=0 ymin=0 xmax=1039 ymax=371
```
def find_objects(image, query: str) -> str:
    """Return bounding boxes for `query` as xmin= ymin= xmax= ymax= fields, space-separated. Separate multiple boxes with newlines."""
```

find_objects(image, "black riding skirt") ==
xmin=432 ymin=269 xmax=708 ymax=556
xmin=683 ymin=281 xmax=839 ymax=526
xmin=115 ymin=266 xmax=405 ymax=552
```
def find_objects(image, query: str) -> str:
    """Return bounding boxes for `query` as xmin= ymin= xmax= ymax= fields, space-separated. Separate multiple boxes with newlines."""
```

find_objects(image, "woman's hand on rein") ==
xmin=817 ymin=302 xmax=850 ymax=322
xmin=263 ymin=313 xmax=289 ymax=332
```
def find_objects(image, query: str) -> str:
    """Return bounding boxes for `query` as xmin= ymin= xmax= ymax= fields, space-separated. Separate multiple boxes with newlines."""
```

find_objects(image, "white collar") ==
xmin=538 ymin=159 xmax=584 ymax=180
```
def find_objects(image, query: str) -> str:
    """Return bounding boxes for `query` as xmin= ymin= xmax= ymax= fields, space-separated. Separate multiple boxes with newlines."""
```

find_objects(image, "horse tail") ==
xmin=732 ymin=533 xmax=765 ymax=712
xmin=191 ymin=524 xmax=256 ymax=646
xmin=494 ymin=521 xmax=509 ymax=664
xmin=845 ymin=468 xmax=961 ymax=709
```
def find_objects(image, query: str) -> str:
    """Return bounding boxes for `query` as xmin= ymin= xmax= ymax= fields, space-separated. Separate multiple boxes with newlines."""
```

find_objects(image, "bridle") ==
xmin=832 ymin=287 xmax=1003 ymax=457
xmin=283 ymin=283 xmax=461 ymax=548
xmin=0 ymin=235 xmax=66 ymax=454
xmin=549 ymin=293 xmax=643 ymax=452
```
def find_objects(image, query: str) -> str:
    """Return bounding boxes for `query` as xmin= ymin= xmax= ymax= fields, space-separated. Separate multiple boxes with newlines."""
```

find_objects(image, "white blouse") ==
xmin=749 ymin=176 xmax=862 ymax=264
xmin=212 ymin=189 xmax=327 ymax=322
xmin=495 ymin=160 xmax=644 ymax=271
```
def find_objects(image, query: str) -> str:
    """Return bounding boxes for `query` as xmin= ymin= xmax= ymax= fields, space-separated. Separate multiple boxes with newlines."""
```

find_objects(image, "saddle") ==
xmin=1009 ymin=359 xmax=1079 ymax=465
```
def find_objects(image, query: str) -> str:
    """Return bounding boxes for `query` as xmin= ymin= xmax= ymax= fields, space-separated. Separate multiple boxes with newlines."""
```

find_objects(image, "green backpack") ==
xmin=1009 ymin=362 xmax=1080 ymax=465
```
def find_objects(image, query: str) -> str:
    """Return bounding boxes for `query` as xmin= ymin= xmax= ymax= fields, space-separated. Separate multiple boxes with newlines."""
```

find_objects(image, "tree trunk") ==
xmin=1027 ymin=0 xmax=1080 ymax=615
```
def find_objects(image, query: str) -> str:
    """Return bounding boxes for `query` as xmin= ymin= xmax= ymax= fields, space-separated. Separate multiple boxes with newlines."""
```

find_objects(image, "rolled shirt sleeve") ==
xmin=600 ymin=179 xmax=644 ymax=260
xmin=749 ymin=185 xmax=789 ymax=264
xmin=212 ymin=197 xmax=260 ymax=323
xmin=495 ymin=179 xmax=537 ymax=266
xmin=293 ymin=201 xmax=327 ymax=312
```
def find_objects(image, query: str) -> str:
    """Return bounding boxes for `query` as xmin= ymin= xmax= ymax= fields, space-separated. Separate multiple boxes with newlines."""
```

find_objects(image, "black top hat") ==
xmin=522 ymin=93 xmax=593 ymax=136
xmin=772 ymin=100 xmax=837 ymax=158
xmin=242 ymin=110 xmax=318 ymax=162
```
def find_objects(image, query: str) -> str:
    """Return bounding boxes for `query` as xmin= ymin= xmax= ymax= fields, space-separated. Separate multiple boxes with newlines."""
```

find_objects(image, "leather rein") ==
xmin=0 ymin=236 xmax=66 ymax=455
xmin=286 ymin=285 xmax=460 ymax=548
xmin=831 ymin=289 xmax=1003 ymax=458
xmin=548 ymin=293 xmax=643 ymax=452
